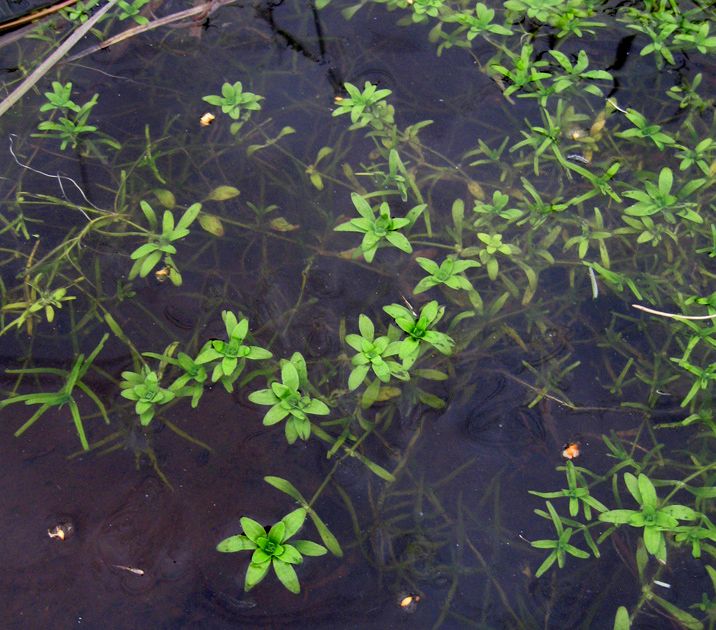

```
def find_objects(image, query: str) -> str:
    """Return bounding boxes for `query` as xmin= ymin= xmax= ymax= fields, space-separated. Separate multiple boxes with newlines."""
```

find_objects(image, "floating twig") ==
xmin=65 ymin=0 xmax=237 ymax=63
xmin=0 ymin=0 xmax=119 ymax=119
xmin=0 ymin=0 xmax=78 ymax=34
xmin=632 ymin=303 xmax=716 ymax=321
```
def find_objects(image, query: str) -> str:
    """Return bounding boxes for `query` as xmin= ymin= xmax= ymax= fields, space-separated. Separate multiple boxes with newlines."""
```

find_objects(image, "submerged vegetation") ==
xmin=0 ymin=0 xmax=715 ymax=626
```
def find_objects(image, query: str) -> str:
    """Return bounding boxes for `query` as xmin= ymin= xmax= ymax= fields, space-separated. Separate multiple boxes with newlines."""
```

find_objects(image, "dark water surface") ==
xmin=0 ymin=0 xmax=713 ymax=628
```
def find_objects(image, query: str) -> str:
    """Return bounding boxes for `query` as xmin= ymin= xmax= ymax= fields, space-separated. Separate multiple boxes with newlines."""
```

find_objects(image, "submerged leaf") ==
xmin=198 ymin=213 xmax=225 ymax=237
xmin=207 ymin=185 xmax=240 ymax=201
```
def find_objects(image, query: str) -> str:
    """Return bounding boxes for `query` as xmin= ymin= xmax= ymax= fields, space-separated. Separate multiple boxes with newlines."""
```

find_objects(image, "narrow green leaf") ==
xmin=353 ymin=451 xmax=395 ymax=481
xmin=307 ymin=510 xmax=342 ymax=557
xmin=264 ymin=476 xmax=307 ymax=504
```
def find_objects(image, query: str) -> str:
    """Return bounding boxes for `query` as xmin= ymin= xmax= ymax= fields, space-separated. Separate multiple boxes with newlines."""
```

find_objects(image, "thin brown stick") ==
xmin=0 ymin=0 xmax=78 ymax=33
xmin=65 ymin=0 xmax=236 ymax=63
xmin=0 ymin=0 xmax=119 ymax=119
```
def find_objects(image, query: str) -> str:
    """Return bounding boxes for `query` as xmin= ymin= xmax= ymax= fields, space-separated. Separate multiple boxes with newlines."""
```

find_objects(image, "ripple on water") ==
xmin=89 ymin=477 xmax=194 ymax=595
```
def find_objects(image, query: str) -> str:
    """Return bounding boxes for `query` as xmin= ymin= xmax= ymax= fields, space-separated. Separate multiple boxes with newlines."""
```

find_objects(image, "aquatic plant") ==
xmin=345 ymin=314 xmax=407 ymax=390
xmin=202 ymin=81 xmax=263 ymax=134
xmin=120 ymin=366 xmax=176 ymax=427
xmin=383 ymin=300 xmax=454 ymax=369
xmin=33 ymin=81 xmax=117 ymax=151
xmin=0 ymin=334 xmax=109 ymax=450
xmin=248 ymin=353 xmax=330 ymax=444
xmin=128 ymin=200 xmax=202 ymax=285
xmin=0 ymin=0 xmax=715 ymax=624
xmin=217 ymin=508 xmax=327 ymax=593
xmin=599 ymin=473 xmax=698 ymax=562
xmin=530 ymin=501 xmax=591 ymax=577
xmin=195 ymin=311 xmax=272 ymax=390
xmin=334 ymin=193 xmax=423 ymax=262
xmin=331 ymin=81 xmax=392 ymax=129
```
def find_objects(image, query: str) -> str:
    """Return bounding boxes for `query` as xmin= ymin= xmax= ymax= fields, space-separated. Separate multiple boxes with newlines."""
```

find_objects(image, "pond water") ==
xmin=1 ymin=0 xmax=715 ymax=628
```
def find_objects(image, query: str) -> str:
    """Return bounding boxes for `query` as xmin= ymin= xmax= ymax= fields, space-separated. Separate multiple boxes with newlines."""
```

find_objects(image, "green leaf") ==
xmin=281 ymin=362 xmax=300 ymax=391
xmin=636 ymin=540 xmax=648 ymax=581
xmin=361 ymin=376 xmax=380 ymax=408
xmin=217 ymin=534 xmax=257 ymax=553
xmin=637 ymin=474 xmax=657 ymax=509
xmin=153 ymin=189 xmax=176 ymax=209
xmin=281 ymin=508 xmax=307 ymax=539
xmin=345 ymin=334 xmax=365 ymax=353
xmin=272 ymin=558 xmax=300 ymax=594
xmin=244 ymin=560 xmax=270 ymax=591
xmin=535 ymin=551 xmax=557 ymax=577
xmin=267 ymin=520 xmax=286 ymax=544
xmin=263 ymin=476 xmax=307 ymax=503
xmin=198 ymin=213 xmax=225 ymax=236
xmin=706 ymin=565 xmax=716 ymax=592
xmin=162 ymin=209 xmax=175 ymax=235
xmin=177 ymin=202 xmax=202 ymax=231
xmin=613 ymin=606 xmax=630 ymax=630
xmin=657 ymin=167 xmax=673 ymax=195
xmin=207 ymin=185 xmax=240 ymax=201
xmin=416 ymin=257 xmax=440 ymax=275
xmin=348 ymin=364 xmax=370 ymax=391
xmin=351 ymin=193 xmax=374 ymax=220
xmin=140 ymin=200 xmax=157 ymax=229
xmin=240 ymin=517 xmax=266 ymax=543
xmin=358 ymin=314 xmax=374 ymax=340
xmin=130 ymin=242 xmax=159 ymax=260
xmin=293 ymin=539 xmax=327 ymax=556
xmin=417 ymin=390 xmax=446 ymax=409
xmin=648 ymin=593 xmax=703 ymax=629
xmin=304 ymin=399 xmax=330 ymax=415
xmin=263 ymin=404 xmax=290 ymax=425
xmin=413 ymin=369 xmax=448 ymax=381
xmin=353 ymin=451 xmax=395 ymax=481
xmin=600 ymin=509 xmax=638 ymax=525
xmin=643 ymin=526 xmax=663 ymax=555
xmin=68 ymin=398 xmax=88 ymax=450
xmin=661 ymin=504 xmax=698 ymax=520
xmin=307 ymin=511 xmax=342 ymax=557
xmin=279 ymin=543 xmax=303 ymax=564
xmin=624 ymin=473 xmax=641 ymax=503
xmin=139 ymin=250 xmax=163 ymax=277
xmin=451 ymin=198 xmax=464 ymax=232
xmin=385 ymin=231 xmax=412 ymax=253
xmin=246 ymin=346 xmax=273 ymax=360
xmin=423 ymin=329 xmax=454 ymax=352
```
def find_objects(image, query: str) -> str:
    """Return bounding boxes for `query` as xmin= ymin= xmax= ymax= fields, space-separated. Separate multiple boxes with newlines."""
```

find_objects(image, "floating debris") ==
xmin=47 ymin=519 xmax=75 ymax=541
xmin=398 ymin=593 xmax=421 ymax=613
xmin=562 ymin=442 xmax=581 ymax=460
xmin=154 ymin=266 xmax=172 ymax=282
xmin=112 ymin=564 xmax=145 ymax=576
